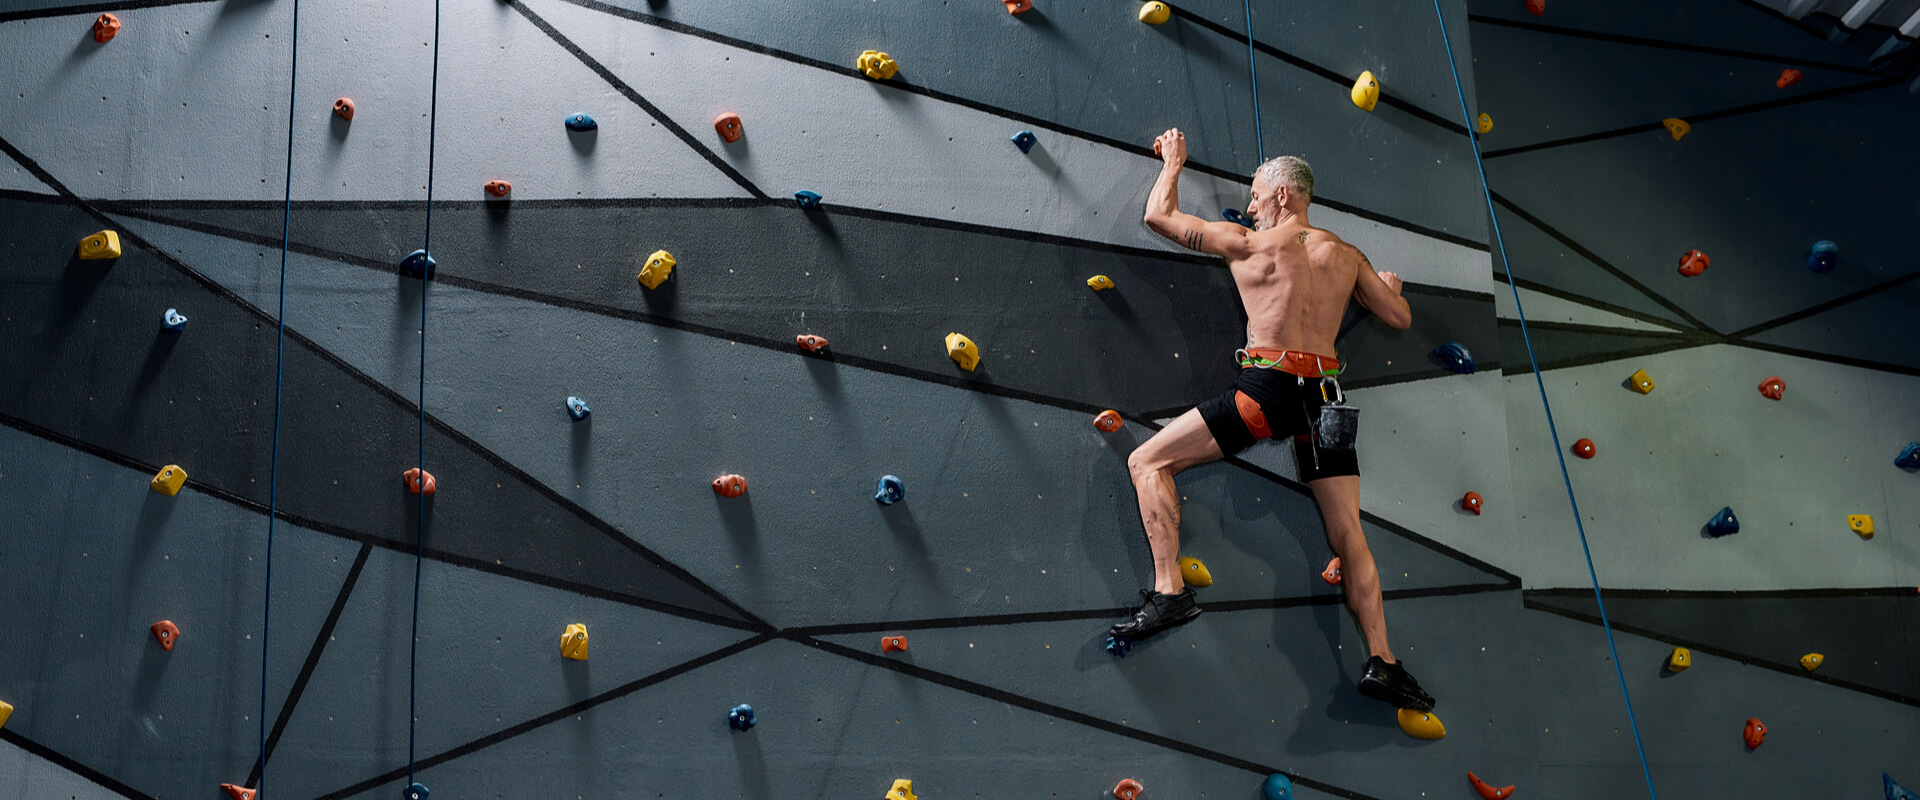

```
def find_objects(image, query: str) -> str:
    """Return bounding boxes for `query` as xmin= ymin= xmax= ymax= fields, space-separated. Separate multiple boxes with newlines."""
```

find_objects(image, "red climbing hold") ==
xmin=796 ymin=334 xmax=829 ymax=354
xmin=1321 ymin=557 xmax=1342 ymax=586
xmin=1776 ymin=69 xmax=1802 ymax=89
xmin=1461 ymin=491 xmax=1483 ymax=515
xmin=152 ymin=620 xmax=180 ymax=651
xmin=221 ymin=785 xmax=257 ymax=800
xmin=1112 ymin=779 xmax=1143 ymax=800
xmin=484 ymin=180 xmax=511 ymax=198
xmin=1468 ymin=772 xmax=1515 ymax=800
xmin=1094 ymin=409 xmax=1124 ymax=432
xmin=403 ymin=467 xmax=436 ymax=495
xmin=1004 ymin=0 xmax=1034 ymax=13
xmin=1677 ymin=249 xmax=1709 ymax=277
xmin=333 ymin=97 xmax=355 ymax=122
xmin=92 ymin=13 xmax=121 ymax=43
xmin=881 ymin=636 xmax=909 ymax=653
xmin=1758 ymin=376 xmax=1784 ymax=401
xmin=713 ymin=473 xmax=748 ymax=498
xmin=1743 ymin=718 xmax=1766 ymax=749
xmin=1572 ymin=438 xmax=1596 ymax=459
xmin=713 ymin=112 xmax=743 ymax=143
xmin=1524 ymin=0 xmax=1544 ymax=16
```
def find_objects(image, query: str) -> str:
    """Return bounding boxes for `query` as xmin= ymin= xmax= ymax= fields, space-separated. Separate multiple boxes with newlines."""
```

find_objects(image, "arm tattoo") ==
xmin=1182 ymin=229 xmax=1203 ymax=251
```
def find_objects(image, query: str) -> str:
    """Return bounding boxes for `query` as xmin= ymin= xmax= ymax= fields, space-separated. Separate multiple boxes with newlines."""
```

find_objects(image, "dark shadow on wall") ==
xmin=130 ymin=488 xmax=178 ymax=576
xmin=718 ymin=490 xmax=759 ymax=554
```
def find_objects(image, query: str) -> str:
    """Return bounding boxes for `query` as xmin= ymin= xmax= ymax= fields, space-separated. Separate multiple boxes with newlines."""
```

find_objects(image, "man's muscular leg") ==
xmin=1308 ymin=474 xmax=1435 ymax=709
xmin=1111 ymin=407 xmax=1223 ymax=638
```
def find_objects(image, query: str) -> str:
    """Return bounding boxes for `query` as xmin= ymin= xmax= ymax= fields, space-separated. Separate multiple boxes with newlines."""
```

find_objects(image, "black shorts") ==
xmin=1196 ymin=367 xmax=1360 ymax=482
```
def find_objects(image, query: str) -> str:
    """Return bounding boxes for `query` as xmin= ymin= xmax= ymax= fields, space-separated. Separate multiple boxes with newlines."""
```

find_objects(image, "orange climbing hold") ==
xmin=1113 ymin=779 xmax=1144 ymax=800
xmin=1004 ymin=0 xmax=1033 ymax=13
xmin=796 ymin=334 xmax=830 ymax=354
xmin=1468 ymin=772 xmax=1515 ymax=800
xmin=1524 ymin=0 xmax=1544 ymax=16
xmin=881 ymin=636 xmax=909 ymax=653
xmin=1677 ymin=249 xmax=1709 ymax=277
xmin=1776 ymin=69 xmax=1801 ymax=89
xmin=222 ymin=785 xmax=257 ymax=800
xmin=1758 ymin=376 xmax=1784 ymax=400
xmin=1743 ymin=718 xmax=1766 ymax=749
xmin=1094 ymin=409 xmax=1124 ymax=432
xmin=1461 ymin=491 xmax=1484 ymax=515
xmin=333 ymin=97 xmax=355 ymax=122
xmin=404 ymin=467 xmax=436 ymax=495
xmin=93 ymin=13 xmax=121 ymax=42
xmin=152 ymin=620 xmax=180 ymax=651
xmin=1572 ymin=438 xmax=1596 ymax=459
xmin=484 ymin=180 xmax=511 ymax=198
xmin=1321 ymin=557 xmax=1342 ymax=586
xmin=713 ymin=112 xmax=743 ymax=143
xmin=713 ymin=473 xmax=748 ymax=498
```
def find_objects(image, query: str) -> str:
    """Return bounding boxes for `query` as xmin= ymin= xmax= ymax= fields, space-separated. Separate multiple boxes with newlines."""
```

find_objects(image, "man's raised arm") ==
xmin=1142 ymin=129 xmax=1249 ymax=260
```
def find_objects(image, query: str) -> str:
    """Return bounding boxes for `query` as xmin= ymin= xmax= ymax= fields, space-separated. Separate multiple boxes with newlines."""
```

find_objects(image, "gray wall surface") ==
xmin=1 ymin=0 xmax=1914 ymax=799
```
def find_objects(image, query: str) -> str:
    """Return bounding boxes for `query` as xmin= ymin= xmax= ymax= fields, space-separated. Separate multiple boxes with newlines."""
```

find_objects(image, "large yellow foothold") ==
xmin=886 ymin=779 xmax=917 ymax=800
xmin=1396 ymin=708 xmax=1445 ymax=740
xmin=857 ymin=50 xmax=899 ymax=80
xmin=1662 ymin=118 xmax=1691 ymax=140
xmin=0 ymin=699 xmax=12 ymax=730
xmin=637 ymin=250 xmax=675 ymax=289
xmin=561 ymin=623 xmax=589 ymax=660
xmin=150 ymin=465 xmax=187 ymax=496
xmin=1667 ymin=646 xmax=1691 ymax=672
xmin=1138 ymin=1 xmax=1170 ymax=24
xmin=1799 ymin=652 xmax=1824 ymax=671
xmin=1847 ymin=514 xmax=1874 ymax=538
xmin=1476 ymin=113 xmax=1493 ymax=134
xmin=1628 ymin=369 xmax=1655 ymax=394
xmin=79 ymin=230 xmax=122 ymax=260
xmin=945 ymin=332 xmax=979 ymax=372
xmin=1087 ymin=274 xmax=1115 ymax=291
xmin=1350 ymin=70 xmax=1380 ymax=112
xmin=1178 ymin=556 xmax=1213 ymax=588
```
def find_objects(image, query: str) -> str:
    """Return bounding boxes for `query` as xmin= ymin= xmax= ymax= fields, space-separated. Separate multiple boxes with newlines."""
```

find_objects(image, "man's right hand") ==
xmin=1152 ymin=128 xmax=1187 ymax=169
xmin=1377 ymin=270 xmax=1404 ymax=296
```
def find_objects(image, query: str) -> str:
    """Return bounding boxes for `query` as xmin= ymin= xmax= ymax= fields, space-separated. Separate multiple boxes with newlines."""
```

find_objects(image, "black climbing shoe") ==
xmin=1107 ymin=588 xmax=1203 ymax=639
xmin=1357 ymin=655 xmax=1435 ymax=711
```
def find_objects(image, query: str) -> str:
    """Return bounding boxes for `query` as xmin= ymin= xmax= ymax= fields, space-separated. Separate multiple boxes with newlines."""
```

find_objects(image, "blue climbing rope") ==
xmin=258 ymin=0 xmax=300 ymax=794
xmin=1242 ymin=0 xmax=1264 ymax=163
xmin=1426 ymin=5 xmax=1660 ymax=799
xmin=408 ymin=0 xmax=444 ymax=788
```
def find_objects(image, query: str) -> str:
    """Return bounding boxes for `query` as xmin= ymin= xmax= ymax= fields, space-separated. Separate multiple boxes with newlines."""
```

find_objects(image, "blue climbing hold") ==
xmin=875 ymin=474 xmax=905 ymax=505
xmin=1261 ymin=774 xmax=1293 ymax=800
xmin=1433 ymin=342 xmax=1476 ymax=374
xmin=1707 ymin=506 xmax=1740 ymax=538
xmin=728 ymin=703 xmax=756 ymax=731
xmin=402 ymin=783 xmax=429 ymax=800
xmin=1806 ymin=240 xmax=1838 ymax=274
xmin=564 ymin=112 xmax=597 ymax=132
xmin=794 ymin=190 xmax=823 ymax=210
xmin=400 ymin=249 xmax=436 ymax=280
xmin=1888 ymin=773 xmax=1917 ymax=800
xmin=162 ymin=308 xmax=188 ymax=331
xmin=1895 ymin=442 xmax=1920 ymax=469
xmin=1104 ymin=635 xmax=1131 ymax=657
xmin=566 ymin=396 xmax=591 ymax=421
xmin=1010 ymin=131 xmax=1037 ymax=153
xmin=1222 ymin=208 xmax=1255 ymax=228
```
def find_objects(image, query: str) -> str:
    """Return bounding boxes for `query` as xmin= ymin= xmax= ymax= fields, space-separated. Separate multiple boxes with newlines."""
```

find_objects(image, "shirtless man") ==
xmin=1108 ymin=128 xmax=1434 ymax=711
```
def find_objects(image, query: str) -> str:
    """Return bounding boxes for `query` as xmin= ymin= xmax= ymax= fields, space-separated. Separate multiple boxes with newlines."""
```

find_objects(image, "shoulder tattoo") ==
xmin=1182 ymin=229 xmax=1203 ymax=251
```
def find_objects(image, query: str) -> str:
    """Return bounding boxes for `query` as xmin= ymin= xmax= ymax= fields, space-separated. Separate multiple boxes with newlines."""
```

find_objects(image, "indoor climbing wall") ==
xmin=0 ymin=1 xmax=1913 ymax=800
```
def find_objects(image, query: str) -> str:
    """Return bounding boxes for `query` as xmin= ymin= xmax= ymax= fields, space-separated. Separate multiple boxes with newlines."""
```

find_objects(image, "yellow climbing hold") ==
xmin=1662 ymin=118 xmax=1691 ymax=140
xmin=1476 ymin=113 xmax=1493 ymax=134
xmin=1396 ymin=708 xmax=1445 ymax=740
xmin=1799 ymin=652 xmax=1824 ymax=671
xmin=150 ymin=465 xmax=187 ymax=496
xmin=946 ymin=332 xmax=979 ymax=372
xmin=1350 ymin=71 xmax=1380 ymax=112
xmin=857 ymin=50 xmax=899 ymax=80
xmin=1138 ymin=1 xmax=1170 ymax=24
xmin=637 ymin=250 xmax=675 ymax=289
xmin=0 ymin=699 xmax=12 ymax=730
xmin=886 ymin=779 xmax=918 ymax=800
xmin=1087 ymin=274 xmax=1115 ymax=291
xmin=1178 ymin=556 xmax=1213 ymax=588
xmin=1667 ymin=646 xmax=1691 ymax=672
xmin=1628 ymin=369 xmax=1655 ymax=394
xmin=78 ymin=230 xmax=122 ymax=260
xmin=1847 ymin=514 xmax=1874 ymax=538
xmin=561 ymin=623 xmax=589 ymax=660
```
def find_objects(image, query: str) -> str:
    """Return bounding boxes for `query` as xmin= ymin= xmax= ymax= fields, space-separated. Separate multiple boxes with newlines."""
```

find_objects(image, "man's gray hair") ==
xmin=1254 ymin=155 xmax=1314 ymax=200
